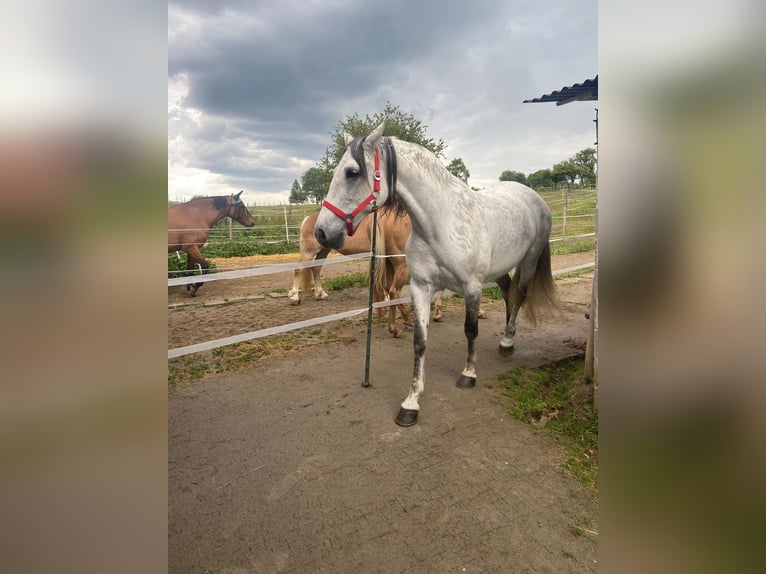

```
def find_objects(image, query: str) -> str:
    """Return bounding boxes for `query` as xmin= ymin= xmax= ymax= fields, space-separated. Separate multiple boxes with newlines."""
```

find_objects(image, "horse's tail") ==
xmin=371 ymin=215 xmax=388 ymax=301
xmin=523 ymin=242 xmax=560 ymax=325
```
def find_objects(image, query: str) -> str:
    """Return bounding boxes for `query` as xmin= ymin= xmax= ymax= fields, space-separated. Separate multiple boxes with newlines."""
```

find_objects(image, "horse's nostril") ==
xmin=315 ymin=227 xmax=326 ymax=244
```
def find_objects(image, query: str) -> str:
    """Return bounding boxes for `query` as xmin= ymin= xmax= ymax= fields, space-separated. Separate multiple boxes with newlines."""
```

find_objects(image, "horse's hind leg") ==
xmin=185 ymin=254 xmax=194 ymax=294
xmin=496 ymin=273 xmax=515 ymax=355
xmin=185 ymin=246 xmax=206 ymax=297
xmin=456 ymin=289 xmax=482 ymax=389
xmin=499 ymin=252 xmax=541 ymax=355
xmin=432 ymin=290 xmax=445 ymax=322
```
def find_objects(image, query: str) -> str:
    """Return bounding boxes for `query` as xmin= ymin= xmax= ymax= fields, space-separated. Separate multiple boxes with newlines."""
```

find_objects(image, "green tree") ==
xmin=288 ymin=179 xmax=308 ymax=204
xmin=572 ymin=147 xmax=597 ymax=187
xmin=446 ymin=157 xmax=470 ymax=183
xmin=499 ymin=170 xmax=527 ymax=185
xmin=301 ymin=102 xmax=447 ymax=203
xmin=552 ymin=159 xmax=579 ymax=191
xmin=527 ymin=168 xmax=553 ymax=189
xmin=301 ymin=165 xmax=333 ymax=204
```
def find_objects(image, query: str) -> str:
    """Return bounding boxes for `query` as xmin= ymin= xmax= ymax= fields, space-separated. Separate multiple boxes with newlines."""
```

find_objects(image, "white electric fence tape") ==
xmin=168 ymin=260 xmax=594 ymax=359
xmin=168 ymin=252 xmax=370 ymax=287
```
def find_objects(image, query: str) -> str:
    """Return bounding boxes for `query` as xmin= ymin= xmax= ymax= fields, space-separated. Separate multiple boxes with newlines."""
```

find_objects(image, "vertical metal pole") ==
xmin=362 ymin=209 xmax=378 ymax=387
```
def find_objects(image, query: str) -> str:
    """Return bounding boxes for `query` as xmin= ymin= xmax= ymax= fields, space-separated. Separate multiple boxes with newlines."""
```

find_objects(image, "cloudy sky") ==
xmin=168 ymin=0 xmax=597 ymax=205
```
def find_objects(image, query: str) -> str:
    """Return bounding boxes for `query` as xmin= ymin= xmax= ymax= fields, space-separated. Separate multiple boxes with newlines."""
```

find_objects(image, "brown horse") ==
xmin=168 ymin=191 xmax=255 ymax=296
xmin=288 ymin=209 xmax=415 ymax=337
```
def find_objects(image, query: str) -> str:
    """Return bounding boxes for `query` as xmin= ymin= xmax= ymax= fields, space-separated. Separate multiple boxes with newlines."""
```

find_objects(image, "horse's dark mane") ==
xmin=348 ymin=136 xmax=406 ymax=217
xmin=183 ymin=195 xmax=230 ymax=209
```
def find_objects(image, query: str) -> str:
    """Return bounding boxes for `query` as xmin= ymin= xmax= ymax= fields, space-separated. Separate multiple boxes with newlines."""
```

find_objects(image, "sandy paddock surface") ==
xmin=169 ymin=251 xmax=598 ymax=573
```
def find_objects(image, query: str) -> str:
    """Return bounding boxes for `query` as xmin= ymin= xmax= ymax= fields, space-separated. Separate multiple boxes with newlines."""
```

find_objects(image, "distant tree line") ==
xmin=499 ymin=147 xmax=597 ymax=190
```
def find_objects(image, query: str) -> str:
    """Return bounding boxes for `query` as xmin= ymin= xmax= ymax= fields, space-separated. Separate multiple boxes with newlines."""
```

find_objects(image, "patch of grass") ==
xmin=550 ymin=238 xmax=596 ymax=256
xmin=496 ymin=356 xmax=598 ymax=489
xmin=569 ymin=526 xmax=585 ymax=538
xmin=323 ymin=271 xmax=369 ymax=291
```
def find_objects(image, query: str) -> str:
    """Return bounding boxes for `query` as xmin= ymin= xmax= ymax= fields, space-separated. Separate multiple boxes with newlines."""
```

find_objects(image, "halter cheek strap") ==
xmin=322 ymin=147 xmax=380 ymax=236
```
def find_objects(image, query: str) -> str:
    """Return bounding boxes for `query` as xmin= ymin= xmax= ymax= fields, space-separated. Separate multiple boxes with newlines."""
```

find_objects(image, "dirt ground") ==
xmin=168 ymin=251 xmax=598 ymax=573
xmin=167 ymin=251 xmax=594 ymax=350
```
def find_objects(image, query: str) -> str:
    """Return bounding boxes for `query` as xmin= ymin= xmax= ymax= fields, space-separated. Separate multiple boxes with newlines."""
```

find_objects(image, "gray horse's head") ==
xmin=315 ymin=122 xmax=396 ymax=249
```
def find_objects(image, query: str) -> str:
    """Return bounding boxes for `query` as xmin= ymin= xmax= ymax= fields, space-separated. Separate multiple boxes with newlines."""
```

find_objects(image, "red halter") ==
xmin=321 ymin=147 xmax=380 ymax=236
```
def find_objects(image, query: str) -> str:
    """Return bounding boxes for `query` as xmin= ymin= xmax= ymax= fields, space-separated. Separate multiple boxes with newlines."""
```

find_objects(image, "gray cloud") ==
xmin=169 ymin=0 xmax=597 ymax=202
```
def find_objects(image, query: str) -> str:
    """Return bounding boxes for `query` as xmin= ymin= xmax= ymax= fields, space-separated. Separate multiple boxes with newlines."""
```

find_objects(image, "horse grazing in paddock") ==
xmin=288 ymin=209 xmax=414 ymax=337
xmin=315 ymin=123 xmax=558 ymax=426
xmin=168 ymin=191 xmax=254 ymax=296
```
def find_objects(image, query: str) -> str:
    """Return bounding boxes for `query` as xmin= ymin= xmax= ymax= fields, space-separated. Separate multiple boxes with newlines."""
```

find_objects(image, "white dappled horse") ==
xmin=315 ymin=122 xmax=558 ymax=426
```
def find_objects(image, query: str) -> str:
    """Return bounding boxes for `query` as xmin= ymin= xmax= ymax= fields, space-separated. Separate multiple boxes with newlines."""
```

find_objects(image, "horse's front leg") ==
xmin=395 ymin=283 xmax=434 ymax=427
xmin=287 ymin=268 xmax=302 ymax=304
xmin=391 ymin=259 xmax=414 ymax=328
xmin=456 ymin=290 xmax=483 ymax=388
xmin=312 ymin=252 xmax=331 ymax=300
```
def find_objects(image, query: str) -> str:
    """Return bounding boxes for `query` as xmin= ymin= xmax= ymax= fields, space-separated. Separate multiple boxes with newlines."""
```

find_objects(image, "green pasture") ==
xmin=168 ymin=188 xmax=595 ymax=274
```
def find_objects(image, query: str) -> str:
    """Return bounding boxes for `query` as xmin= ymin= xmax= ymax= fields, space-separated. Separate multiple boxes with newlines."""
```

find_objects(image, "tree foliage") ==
xmin=499 ymin=170 xmax=527 ymax=185
xmin=300 ymin=166 xmax=333 ymax=204
xmin=288 ymin=179 xmax=308 ymax=204
xmin=300 ymin=102 xmax=447 ymax=203
xmin=527 ymin=168 xmax=553 ymax=189
xmin=499 ymin=147 xmax=597 ymax=190
xmin=446 ymin=157 xmax=470 ymax=183
xmin=572 ymin=147 xmax=597 ymax=187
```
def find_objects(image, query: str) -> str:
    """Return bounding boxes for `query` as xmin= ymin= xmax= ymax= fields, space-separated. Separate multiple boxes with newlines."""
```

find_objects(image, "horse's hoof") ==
xmin=432 ymin=314 xmax=443 ymax=323
xmin=391 ymin=329 xmax=403 ymax=338
xmin=456 ymin=374 xmax=476 ymax=389
xmin=498 ymin=344 xmax=515 ymax=357
xmin=403 ymin=320 xmax=415 ymax=328
xmin=395 ymin=408 xmax=419 ymax=427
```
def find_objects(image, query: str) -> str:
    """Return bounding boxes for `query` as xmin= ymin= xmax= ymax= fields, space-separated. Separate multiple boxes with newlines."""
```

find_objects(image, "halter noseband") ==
xmin=321 ymin=147 xmax=381 ymax=236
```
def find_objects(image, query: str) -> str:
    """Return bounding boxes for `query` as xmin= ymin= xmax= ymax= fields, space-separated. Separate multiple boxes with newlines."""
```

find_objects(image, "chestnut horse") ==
xmin=168 ymin=191 xmax=254 ymax=296
xmin=288 ymin=209 xmax=415 ymax=337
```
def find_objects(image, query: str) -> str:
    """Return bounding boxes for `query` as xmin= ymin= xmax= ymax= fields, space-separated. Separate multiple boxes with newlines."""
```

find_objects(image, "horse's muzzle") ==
xmin=315 ymin=225 xmax=345 ymax=250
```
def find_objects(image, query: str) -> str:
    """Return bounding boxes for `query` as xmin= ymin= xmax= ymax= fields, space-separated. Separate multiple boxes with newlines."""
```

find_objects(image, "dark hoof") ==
xmin=498 ymin=344 xmax=515 ymax=357
xmin=456 ymin=374 xmax=476 ymax=389
xmin=395 ymin=408 xmax=419 ymax=427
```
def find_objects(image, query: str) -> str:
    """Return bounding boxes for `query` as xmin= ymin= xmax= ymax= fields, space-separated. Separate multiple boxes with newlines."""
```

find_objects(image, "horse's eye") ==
xmin=345 ymin=168 xmax=359 ymax=179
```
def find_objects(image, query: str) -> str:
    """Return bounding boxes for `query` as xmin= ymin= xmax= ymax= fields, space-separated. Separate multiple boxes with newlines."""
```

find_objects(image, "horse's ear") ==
xmin=364 ymin=121 xmax=385 ymax=152
xmin=233 ymin=190 xmax=243 ymax=203
xmin=343 ymin=132 xmax=354 ymax=146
